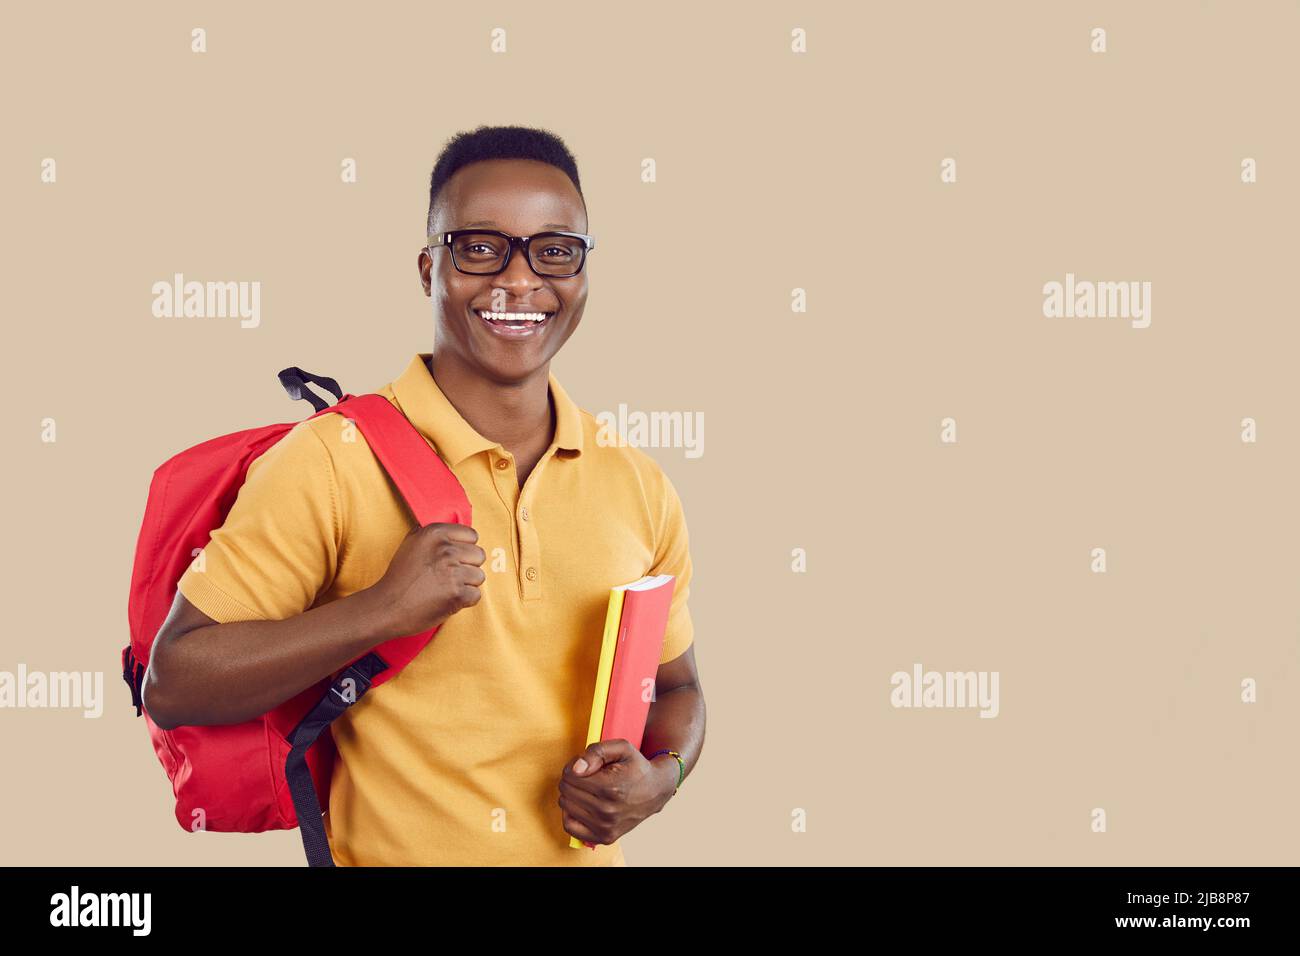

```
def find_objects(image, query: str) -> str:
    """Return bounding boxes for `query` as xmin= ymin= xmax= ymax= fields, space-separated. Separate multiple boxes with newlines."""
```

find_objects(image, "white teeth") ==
xmin=479 ymin=310 xmax=550 ymax=323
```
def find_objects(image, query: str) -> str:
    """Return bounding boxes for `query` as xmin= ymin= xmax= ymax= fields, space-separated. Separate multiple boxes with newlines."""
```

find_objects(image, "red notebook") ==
xmin=599 ymin=574 xmax=676 ymax=749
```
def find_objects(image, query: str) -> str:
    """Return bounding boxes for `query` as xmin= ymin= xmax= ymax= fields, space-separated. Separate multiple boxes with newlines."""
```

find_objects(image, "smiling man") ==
xmin=144 ymin=125 xmax=705 ymax=866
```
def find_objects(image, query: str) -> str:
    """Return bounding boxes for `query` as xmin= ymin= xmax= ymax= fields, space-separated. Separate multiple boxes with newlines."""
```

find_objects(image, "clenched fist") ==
xmin=366 ymin=523 xmax=486 ymax=637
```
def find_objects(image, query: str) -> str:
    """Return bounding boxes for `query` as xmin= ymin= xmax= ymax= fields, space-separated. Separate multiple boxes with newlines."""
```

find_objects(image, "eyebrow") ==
xmin=460 ymin=220 xmax=575 ymax=231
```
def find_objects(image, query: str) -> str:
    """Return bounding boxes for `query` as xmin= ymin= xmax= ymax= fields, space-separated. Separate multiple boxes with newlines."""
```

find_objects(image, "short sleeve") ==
xmin=176 ymin=419 xmax=341 ymax=624
xmin=649 ymin=469 xmax=694 ymax=665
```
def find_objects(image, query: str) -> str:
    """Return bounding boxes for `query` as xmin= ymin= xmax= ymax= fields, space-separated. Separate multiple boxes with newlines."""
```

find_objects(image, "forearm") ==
xmin=145 ymin=586 xmax=394 ymax=729
xmin=640 ymin=682 xmax=705 ymax=791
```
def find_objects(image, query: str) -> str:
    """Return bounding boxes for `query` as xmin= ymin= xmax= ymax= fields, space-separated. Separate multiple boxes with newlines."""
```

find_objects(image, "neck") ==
xmin=425 ymin=352 xmax=554 ymax=451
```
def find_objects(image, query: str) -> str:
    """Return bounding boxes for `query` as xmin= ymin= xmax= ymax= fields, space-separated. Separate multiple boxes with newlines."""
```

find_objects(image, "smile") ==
xmin=475 ymin=308 xmax=555 ymax=338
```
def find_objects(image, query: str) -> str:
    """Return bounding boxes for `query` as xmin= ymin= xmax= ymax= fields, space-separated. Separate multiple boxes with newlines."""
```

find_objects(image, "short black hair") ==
xmin=427 ymin=125 xmax=585 ymax=235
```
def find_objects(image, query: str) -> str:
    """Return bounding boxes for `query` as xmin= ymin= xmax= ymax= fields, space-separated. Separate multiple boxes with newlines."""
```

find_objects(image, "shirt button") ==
xmin=495 ymin=458 xmax=509 ymax=470
xmin=520 ymin=506 xmax=530 ymax=521
xmin=525 ymin=566 xmax=538 ymax=581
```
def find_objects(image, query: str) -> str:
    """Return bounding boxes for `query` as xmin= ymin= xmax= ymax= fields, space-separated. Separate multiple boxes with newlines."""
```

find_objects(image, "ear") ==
xmin=416 ymin=248 xmax=433 ymax=296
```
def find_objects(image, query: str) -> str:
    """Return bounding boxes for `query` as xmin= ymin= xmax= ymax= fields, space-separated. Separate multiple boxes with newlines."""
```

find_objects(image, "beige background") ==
xmin=1 ymin=1 xmax=1297 ymax=865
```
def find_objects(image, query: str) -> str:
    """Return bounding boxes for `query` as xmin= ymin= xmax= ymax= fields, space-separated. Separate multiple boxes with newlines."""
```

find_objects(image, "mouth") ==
xmin=473 ymin=308 xmax=556 ymax=339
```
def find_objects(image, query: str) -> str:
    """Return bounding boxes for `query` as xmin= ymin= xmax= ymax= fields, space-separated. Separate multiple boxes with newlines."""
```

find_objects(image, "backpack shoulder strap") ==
xmin=311 ymin=392 xmax=471 ymax=528
xmin=283 ymin=391 xmax=472 ymax=868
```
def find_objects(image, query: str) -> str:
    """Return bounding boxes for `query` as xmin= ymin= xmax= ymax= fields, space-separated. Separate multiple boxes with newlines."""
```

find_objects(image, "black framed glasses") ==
xmin=427 ymin=229 xmax=596 ymax=278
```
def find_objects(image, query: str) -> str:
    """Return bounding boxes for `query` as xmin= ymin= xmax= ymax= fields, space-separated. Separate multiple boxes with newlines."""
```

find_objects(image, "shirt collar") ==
xmin=389 ymin=353 xmax=584 ymax=466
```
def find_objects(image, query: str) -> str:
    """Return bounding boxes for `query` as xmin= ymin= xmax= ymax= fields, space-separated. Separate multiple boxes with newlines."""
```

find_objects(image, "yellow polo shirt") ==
xmin=176 ymin=352 xmax=694 ymax=866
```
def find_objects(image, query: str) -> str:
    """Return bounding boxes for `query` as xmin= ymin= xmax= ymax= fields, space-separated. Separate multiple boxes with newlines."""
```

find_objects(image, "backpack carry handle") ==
xmin=278 ymin=367 xmax=344 ymax=412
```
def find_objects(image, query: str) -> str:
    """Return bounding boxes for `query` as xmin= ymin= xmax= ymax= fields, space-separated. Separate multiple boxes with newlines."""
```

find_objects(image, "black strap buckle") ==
xmin=121 ymin=648 xmax=144 ymax=717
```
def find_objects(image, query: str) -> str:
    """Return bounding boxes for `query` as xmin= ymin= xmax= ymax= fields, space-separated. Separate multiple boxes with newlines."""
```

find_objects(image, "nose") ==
xmin=496 ymin=241 xmax=545 ymax=289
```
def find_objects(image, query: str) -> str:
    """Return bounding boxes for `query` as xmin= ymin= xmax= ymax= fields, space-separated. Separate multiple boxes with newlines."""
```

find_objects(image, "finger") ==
xmin=456 ymin=562 xmax=487 ymax=586
xmin=570 ymin=738 xmax=636 ymax=776
xmin=561 ymin=810 xmax=601 ymax=846
xmin=558 ymin=778 xmax=610 ymax=821
xmin=561 ymin=759 xmax=626 ymax=800
xmin=433 ymin=522 xmax=478 ymax=544
xmin=452 ymin=543 xmax=487 ymax=567
xmin=560 ymin=766 xmax=606 ymax=798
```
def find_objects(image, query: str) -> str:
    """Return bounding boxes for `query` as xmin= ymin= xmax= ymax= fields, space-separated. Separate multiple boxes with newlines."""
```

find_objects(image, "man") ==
xmin=144 ymin=125 xmax=705 ymax=866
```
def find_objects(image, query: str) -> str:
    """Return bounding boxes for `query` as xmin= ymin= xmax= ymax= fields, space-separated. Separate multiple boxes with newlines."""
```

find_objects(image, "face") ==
xmin=418 ymin=158 xmax=590 ymax=385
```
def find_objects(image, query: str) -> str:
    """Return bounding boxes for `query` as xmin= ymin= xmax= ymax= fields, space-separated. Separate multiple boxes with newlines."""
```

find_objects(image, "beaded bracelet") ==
xmin=648 ymin=749 xmax=685 ymax=794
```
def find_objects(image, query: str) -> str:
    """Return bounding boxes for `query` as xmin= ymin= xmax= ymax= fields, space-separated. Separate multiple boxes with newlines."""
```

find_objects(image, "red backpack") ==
xmin=122 ymin=366 xmax=471 ymax=866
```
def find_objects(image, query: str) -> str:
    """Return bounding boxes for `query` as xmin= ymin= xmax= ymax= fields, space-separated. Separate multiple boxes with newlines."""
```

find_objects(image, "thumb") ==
xmin=571 ymin=739 xmax=635 ymax=775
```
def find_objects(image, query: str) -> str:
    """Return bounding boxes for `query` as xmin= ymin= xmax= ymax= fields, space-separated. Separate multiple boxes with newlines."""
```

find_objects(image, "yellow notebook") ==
xmin=569 ymin=585 xmax=626 ymax=849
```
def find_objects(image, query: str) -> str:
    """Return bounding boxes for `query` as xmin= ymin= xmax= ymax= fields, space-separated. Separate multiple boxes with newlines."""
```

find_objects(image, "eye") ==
xmin=535 ymin=240 xmax=581 ymax=263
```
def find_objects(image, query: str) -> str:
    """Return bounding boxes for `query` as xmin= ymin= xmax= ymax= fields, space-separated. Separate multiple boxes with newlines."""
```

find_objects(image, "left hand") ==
xmin=558 ymin=739 xmax=676 ymax=847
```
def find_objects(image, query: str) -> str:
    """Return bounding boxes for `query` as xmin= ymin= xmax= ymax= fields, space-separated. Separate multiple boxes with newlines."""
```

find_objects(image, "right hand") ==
xmin=366 ymin=522 xmax=487 ymax=637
